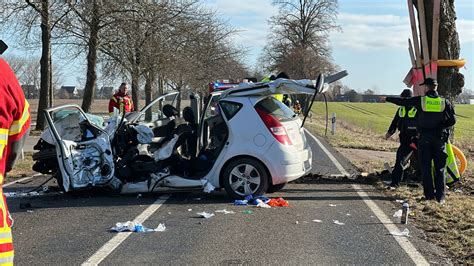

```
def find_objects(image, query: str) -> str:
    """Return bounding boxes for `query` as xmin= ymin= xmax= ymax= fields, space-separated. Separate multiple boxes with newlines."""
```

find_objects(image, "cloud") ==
xmin=330 ymin=12 xmax=474 ymax=51
xmin=330 ymin=13 xmax=410 ymax=51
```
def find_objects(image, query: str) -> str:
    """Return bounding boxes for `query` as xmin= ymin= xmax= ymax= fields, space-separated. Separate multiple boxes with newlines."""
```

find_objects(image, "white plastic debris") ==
xmin=333 ymin=220 xmax=345 ymax=225
xmin=197 ymin=212 xmax=215 ymax=218
xmin=154 ymin=135 xmax=179 ymax=161
xmin=295 ymin=221 xmax=299 ymax=224
xmin=255 ymin=199 xmax=271 ymax=208
xmin=27 ymin=210 xmax=34 ymax=213
xmin=329 ymin=204 xmax=337 ymax=207
xmin=395 ymin=199 xmax=404 ymax=203
xmin=390 ymin=228 xmax=410 ymax=237
xmin=111 ymin=221 xmax=166 ymax=233
xmin=215 ymin=209 xmax=235 ymax=214
xmin=312 ymin=219 xmax=322 ymax=223
xmin=393 ymin=209 xmax=403 ymax=218
xmin=187 ymin=209 xmax=193 ymax=212
xmin=346 ymin=213 xmax=351 ymax=216
xmin=202 ymin=180 xmax=215 ymax=193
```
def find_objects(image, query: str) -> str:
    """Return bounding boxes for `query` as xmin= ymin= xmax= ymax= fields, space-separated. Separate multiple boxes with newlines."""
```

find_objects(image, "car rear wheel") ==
xmin=267 ymin=183 xmax=286 ymax=193
xmin=222 ymin=158 xmax=269 ymax=199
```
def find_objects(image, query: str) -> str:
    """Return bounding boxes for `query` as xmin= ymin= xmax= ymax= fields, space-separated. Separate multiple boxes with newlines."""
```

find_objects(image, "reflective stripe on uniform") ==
xmin=408 ymin=107 xmax=417 ymax=118
xmin=0 ymin=250 xmax=14 ymax=260
xmin=0 ymin=254 xmax=14 ymax=265
xmin=0 ymin=129 xmax=7 ymax=160
xmin=421 ymin=96 xmax=446 ymax=112
xmin=9 ymin=100 xmax=30 ymax=136
xmin=398 ymin=106 xmax=406 ymax=117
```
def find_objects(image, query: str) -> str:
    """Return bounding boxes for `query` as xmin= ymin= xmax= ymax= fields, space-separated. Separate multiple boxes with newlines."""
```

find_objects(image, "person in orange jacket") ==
xmin=108 ymin=82 xmax=134 ymax=115
xmin=0 ymin=48 xmax=31 ymax=264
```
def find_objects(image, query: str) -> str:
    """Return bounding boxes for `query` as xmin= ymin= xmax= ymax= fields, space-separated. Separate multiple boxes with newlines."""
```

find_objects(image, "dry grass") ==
xmin=305 ymin=115 xmax=474 ymax=264
xmin=4 ymin=153 xmax=37 ymax=183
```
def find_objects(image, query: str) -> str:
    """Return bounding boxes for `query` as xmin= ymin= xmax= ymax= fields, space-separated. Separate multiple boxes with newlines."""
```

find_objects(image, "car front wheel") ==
xmin=222 ymin=158 xmax=269 ymax=199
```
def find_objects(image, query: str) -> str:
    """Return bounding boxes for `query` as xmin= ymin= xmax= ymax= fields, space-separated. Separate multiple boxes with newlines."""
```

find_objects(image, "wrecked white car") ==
xmin=32 ymin=72 xmax=347 ymax=199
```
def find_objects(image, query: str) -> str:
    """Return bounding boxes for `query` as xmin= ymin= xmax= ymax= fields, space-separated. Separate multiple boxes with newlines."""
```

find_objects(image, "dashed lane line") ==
xmin=82 ymin=195 xmax=170 ymax=266
xmin=304 ymin=128 xmax=429 ymax=265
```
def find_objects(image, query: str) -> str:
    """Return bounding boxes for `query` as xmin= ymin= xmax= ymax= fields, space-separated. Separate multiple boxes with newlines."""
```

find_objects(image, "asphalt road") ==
xmin=7 ymin=131 xmax=450 ymax=265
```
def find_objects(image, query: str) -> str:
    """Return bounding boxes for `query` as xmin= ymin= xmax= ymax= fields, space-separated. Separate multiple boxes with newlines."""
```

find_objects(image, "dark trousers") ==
xmin=391 ymin=135 xmax=414 ymax=186
xmin=418 ymin=134 xmax=447 ymax=201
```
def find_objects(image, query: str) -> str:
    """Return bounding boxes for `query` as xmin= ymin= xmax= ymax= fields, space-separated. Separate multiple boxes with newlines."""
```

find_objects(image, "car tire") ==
xmin=267 ymin=183 xmax=286 ymax=193
xmin=222 ymin=158 xmax=269 ymax=199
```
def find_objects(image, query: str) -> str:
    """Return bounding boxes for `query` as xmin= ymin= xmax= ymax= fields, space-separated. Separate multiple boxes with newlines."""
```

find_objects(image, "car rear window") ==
xmin=254 ymin=97 xmax=295 ymax=122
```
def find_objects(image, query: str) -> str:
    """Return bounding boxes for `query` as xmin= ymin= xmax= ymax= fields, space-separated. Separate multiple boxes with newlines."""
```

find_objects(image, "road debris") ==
xmin=187 ymin=209 xmax=192 ymax=212
xmin=346 ymin=213 xmax=351 ymax=216
xmin=255 ymin=199 xmax=271 ymax=208
xmin=333 ymin=220 xmax=345 ymax=225
xmin=215 ymin=209 xmax=235 ymax=214
xmin=27 ymin=210 xmax=34 ymax=213
xmin=328 ymin=204 xmax=337 ymax=207
xmin=267 ymin=197 xmax=289 ymax=207
xmin=312 ymin=219 xmax=323 ymax=223
xmin=395 ymin=199 xmax=404 ymax=203
xmin=203 ymin=181 xmax=215 ymax=193
xmin=234 ymin=200 xmax=248 ymax=206
xmin=197 ymin=212 xmax=215 ymax=218
xmin=390 ymin=228 xmax=410 ymax=237
xmin=111 ymin=221 xmax=166 ymax=233
xmin=393 ymin=209 xmax=403 ymax=218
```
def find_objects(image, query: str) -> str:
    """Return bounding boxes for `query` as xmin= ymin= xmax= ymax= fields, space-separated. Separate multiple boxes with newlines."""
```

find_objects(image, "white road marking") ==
xmin=304 ymin=128 xmax=350 ymax=176
xmin=82 ymin=195 xmax=170 ymax=266
xmin=3 ymin=173 xmax=42 ymax=188
xmin=353 ymin=184 xmax=429 ymax=265
xmin=305 ymin=128 xmax=429 ymax=265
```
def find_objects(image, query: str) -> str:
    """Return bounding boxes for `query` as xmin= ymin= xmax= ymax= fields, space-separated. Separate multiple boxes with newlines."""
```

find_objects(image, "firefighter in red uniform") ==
xmin=0 ymin=54 xmax=31 ymax=265
xmin=108 ymin=82 xmax=134 ymax=115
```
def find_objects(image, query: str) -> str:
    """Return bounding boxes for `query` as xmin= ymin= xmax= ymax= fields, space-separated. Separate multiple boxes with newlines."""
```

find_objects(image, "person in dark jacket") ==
xmin=386 ymin=78 xmax=456 ymax=204
xmin=385 ymin=89 xmax=418 ymax=188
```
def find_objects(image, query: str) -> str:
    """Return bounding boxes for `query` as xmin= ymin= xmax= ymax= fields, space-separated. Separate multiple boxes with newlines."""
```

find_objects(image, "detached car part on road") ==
xmin=32 ymin=72 xmax=347 ymax=199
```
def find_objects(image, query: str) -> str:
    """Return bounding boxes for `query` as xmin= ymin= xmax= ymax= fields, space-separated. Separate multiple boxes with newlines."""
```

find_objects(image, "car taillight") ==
xmin=255 ymin=108 xmax=292 ymax=145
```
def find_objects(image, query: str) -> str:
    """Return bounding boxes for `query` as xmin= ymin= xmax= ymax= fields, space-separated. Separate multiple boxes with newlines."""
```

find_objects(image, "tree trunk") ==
xmin=418 ymin=0 xmax=464 ymax=99
xmin=144 ymin=71 xmax=154 ymax=121
xmin=176 ymin=86 xmax=182 ymax=114
xmin=35 ymin=0 xmax=51 ymax=130
xmin=131 ymin=67 xmax=139 ymax=111
xmin=131 ymin=46 xmax=141 ymax=111
xmin=81 ymin=0 xmax=99 ymax=112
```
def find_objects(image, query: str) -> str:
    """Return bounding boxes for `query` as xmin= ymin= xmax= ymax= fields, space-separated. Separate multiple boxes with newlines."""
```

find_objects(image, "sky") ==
xmin=203 ymin=0 xmax=474 ymax=95
xmin=1 ymin=0 xmax=473 ymax=95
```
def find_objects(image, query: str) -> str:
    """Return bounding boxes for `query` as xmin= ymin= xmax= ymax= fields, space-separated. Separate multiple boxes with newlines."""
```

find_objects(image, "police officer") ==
xmin=385 ymin=89 xmax=417 ymax=188
xmin=386 ymin=78 xmax=456 ymax=204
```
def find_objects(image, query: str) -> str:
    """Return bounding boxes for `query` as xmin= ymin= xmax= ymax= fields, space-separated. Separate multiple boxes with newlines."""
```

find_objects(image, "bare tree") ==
xmin=59 ymin=1 xmax=134 ymax=112
xmin=1 ymin=1 xmax=70 ymax=129
xmin=262 ymin=0 xmax=339 ymax=79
